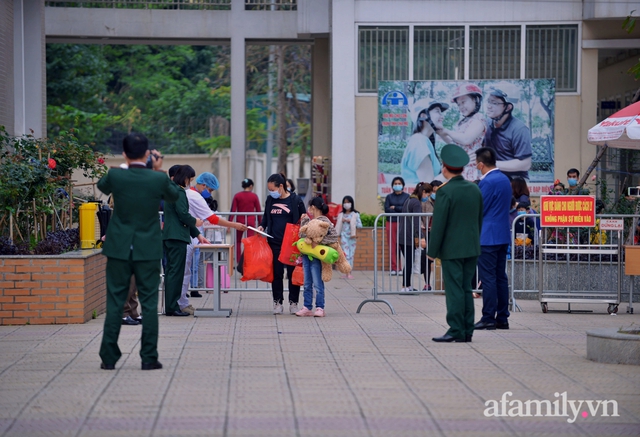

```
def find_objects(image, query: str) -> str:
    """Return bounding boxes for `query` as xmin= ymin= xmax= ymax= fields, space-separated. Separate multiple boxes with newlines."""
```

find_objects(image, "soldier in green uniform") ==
xmin=97 ymin=133 xmax=182 ymax=370
xmin=427 ymin=144 xmax=483 ymax=343
xmin=162 ymin=165 xmax=209 ymax=317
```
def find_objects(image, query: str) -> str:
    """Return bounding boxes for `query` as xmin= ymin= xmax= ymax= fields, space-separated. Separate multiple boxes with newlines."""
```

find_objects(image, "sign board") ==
xmin=539 ymin=195 xmax=595 ymax=227
xmin=599 ymin=219 xmax=624 ymax=231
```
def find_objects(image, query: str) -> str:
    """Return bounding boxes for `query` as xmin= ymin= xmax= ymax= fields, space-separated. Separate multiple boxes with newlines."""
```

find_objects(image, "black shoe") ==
xmin=432 ymin=334 xmax=466 ymax=343
xmin=141 ymin=361 xmax=163 ymax=371
xmin=122 ymin=316 xmax=140 ymax=326
xmin=474 ymin=321 xmax=497 ymax=330
xmin=134 ymin=316 xmax=142 ymax=324
xmin=165 ymin=310 xmax=190 ymax=317
xmin=190 ymin=291 xmax=203 ymax=298
xmin=100 ymin=362 xmax=115 ymax=370
xmin=496 ymin=322 xmax=510 ymax=330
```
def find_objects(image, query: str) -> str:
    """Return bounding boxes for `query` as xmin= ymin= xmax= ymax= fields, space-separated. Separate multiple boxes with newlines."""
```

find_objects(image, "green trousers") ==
xmin=441 ymin=256 xmax=478 ymax=340
xmin=99 ymin=255 xmax=161 ymax=365
xmin=163 ymin=239 xmax=187 ymax=314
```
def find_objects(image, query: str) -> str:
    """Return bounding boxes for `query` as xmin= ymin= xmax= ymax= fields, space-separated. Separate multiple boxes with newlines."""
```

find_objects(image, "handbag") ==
xmin=241 ymin=235 xmax=274 ymax=282
xmin=278 ymin=222 xmax=301 ymax=266
xmin=291 ymin=265 xmax=304 ymax=286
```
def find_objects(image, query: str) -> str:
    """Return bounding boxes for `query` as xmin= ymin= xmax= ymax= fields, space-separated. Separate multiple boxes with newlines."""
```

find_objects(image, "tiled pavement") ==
xmin=0 ymin=271 xmax=639 ymax=437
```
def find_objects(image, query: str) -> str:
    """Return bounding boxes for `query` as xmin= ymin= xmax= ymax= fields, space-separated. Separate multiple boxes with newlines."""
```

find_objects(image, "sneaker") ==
xmin=389 ymin=270 xmax=397 ymax=276
xmin=400 ymin=287 xmax=416 ymax=293
xmin=273 ymin=302 xmax=283 ymax=315
xmin=180 ymin=305 xmax=195 ymax=315
xmin=423 ymin=284 xmax=432 ymax=291
xmin=346 ymin=274 xmax=354 ymax=279
xmin=289 ymin=302 xmax=299 ymax=315
xmin=313 ymin=308 xmax=325 ymax=317
xmin=295 ymin=307 xmax=314 ymax=317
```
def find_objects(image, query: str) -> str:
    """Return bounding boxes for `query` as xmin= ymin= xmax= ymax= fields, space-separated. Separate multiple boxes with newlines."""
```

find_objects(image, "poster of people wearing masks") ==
xmin=378 ymin=79 xmax=555 ymax=196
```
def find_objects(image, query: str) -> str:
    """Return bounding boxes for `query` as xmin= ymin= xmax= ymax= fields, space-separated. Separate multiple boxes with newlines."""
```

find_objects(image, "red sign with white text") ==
xmin=540 ymin=195 xmax=595 ymax=227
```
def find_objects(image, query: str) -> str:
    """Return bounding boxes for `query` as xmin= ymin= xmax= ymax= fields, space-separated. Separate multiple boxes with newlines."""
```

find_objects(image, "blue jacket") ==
xmin=478 ymin=168 xmax=512 ymax=246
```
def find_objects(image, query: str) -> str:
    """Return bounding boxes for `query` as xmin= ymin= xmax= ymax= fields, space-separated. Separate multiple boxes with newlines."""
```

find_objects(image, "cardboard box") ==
xmin=625 ymin=245 xmax=640 ymax=275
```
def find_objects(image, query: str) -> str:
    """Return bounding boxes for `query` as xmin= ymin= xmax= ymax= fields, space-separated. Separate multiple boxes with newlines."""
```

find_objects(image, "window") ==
xmin=469 ymin=26 xmax=521 ymax=80
xmin=414 ymin=27 xmax=464 ymax=80
xmin=357 ymin=24 xmax=579 ymax=93
xmin=526 ymin=25 xmax=578 ymax=92
xmin=358 ymin=27 xmax=409 ymax=93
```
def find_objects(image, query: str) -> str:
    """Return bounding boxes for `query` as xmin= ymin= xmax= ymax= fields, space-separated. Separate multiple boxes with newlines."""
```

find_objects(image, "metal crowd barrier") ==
xmin=357 ymin=212 xmax=482 ymax=315
xmin=510 ymin=213 xmax=638 ymax=315
xmin=188 ymin=212 xmax=280 ymax=294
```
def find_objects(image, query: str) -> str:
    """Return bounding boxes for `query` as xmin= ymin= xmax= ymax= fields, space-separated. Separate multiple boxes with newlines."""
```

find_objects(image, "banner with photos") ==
xmin=378 ymin=79 xmax=555 ymax=196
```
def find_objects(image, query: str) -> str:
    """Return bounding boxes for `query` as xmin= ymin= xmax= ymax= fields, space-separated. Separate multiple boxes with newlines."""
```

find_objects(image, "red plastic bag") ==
xmin=327 ymin=203 xmax=341 ymax=225
xmin=278 ymin=223 xmax=301 ymax=266
xmin=291 ymin=265 xmax=304 ymax=286
xmin=241 ymin=235 xmax=273 ymax=282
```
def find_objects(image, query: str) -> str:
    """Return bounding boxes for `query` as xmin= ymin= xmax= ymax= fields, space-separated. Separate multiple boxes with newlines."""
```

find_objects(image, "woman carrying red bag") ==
xmin=258 ymin=173 xmax=306 ymax=315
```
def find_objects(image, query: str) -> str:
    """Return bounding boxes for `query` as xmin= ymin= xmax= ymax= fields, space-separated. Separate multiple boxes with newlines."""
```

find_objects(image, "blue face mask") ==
xmin=269 ymin=189 xmax=281 ymax=199
xmin=421 ymin=197 xmax=428 ymax=203
xmin=509 ymin=208 xmax=516 ymax=213
xmin=430 ymin=193 xmax=436 ymax=200
xmin=568 ymin=178 xmax=578 ymax=187
xmin=393 ymin=184 xmax=403 ymax=192
xmin=517 ymin=210 xmax=526 ymax=216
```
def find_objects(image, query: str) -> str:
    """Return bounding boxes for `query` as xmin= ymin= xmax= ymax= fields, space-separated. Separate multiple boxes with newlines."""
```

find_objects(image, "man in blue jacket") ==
xmin=474 ymin=147 xmax=513 ymax=330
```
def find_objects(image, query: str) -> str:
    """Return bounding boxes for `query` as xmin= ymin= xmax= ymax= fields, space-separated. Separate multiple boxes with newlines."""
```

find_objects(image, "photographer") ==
xmin=146 ymin=150 xmax=164 ymax=170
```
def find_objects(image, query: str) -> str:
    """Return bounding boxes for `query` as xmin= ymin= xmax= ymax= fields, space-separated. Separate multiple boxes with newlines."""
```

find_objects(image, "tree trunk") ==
xmin=276 ymin=46 xmax=288 ymax=175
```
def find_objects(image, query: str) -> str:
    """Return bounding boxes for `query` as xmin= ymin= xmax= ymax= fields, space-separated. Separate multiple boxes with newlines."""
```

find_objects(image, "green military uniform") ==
xmin=427 ymin=145 xmax=483 ymax=341
xmin=97 ymin=164 xmax=180 ymax=366
xmin=162 ymin=188 xmax=200 ymax=314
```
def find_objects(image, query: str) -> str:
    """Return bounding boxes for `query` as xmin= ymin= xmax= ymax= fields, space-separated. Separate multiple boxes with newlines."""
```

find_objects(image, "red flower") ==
xmin=98 ymin=157 xmax=105 ymax=164
xmin=48 ymin=158 xmax=57 ymax=169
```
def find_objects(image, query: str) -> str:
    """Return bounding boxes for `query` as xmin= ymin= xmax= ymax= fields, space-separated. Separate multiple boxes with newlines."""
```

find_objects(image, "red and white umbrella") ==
xmin=588 ymin=100 xmax=640 ymax=149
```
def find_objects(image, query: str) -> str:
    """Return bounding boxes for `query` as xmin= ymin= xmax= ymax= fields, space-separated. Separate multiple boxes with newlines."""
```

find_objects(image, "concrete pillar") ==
xmin=14 ymin=0 xmax=45 ymax=137
xmin=0 ymin=1 xmax=14 ymax=134
xmin=311 ymin=37 xmax=331 ymax=158
xmin=230 ymin=0 xmax=246 ymax=196
xmin=330 ymin=0 xmax=356 ymax=202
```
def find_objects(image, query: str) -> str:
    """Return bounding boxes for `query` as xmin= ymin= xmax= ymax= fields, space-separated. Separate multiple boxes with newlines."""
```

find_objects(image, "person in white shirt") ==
xmin=178 ymin=172 xmax=246 ymax=314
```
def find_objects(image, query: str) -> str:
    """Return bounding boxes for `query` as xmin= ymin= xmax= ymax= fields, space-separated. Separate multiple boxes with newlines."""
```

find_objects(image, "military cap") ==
xmin=440 ymin=144 xmax=469 ymax=170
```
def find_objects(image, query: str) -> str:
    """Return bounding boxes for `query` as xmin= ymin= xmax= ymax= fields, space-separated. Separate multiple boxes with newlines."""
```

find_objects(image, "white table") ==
xmin=193 ymin=244 xmax=234 ymax=317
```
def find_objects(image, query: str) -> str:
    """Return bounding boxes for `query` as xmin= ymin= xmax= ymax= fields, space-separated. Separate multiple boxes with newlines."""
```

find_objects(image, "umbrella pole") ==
xmin=577 ymin=143 xmax=608 ymax=190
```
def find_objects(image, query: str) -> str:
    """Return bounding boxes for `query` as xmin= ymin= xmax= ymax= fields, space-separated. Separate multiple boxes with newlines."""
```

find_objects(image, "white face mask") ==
xmin=343 ymin=203 xmax=352 ymax=210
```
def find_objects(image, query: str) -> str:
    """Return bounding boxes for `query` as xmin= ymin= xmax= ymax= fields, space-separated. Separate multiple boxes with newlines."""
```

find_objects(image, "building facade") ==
xmin=2 ymin=0 xmax=639 ymax=212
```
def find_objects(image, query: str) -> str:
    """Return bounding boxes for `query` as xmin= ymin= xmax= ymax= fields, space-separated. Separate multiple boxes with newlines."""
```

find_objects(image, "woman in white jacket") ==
xmin=335 ymin=196 xmax=362 ymax=279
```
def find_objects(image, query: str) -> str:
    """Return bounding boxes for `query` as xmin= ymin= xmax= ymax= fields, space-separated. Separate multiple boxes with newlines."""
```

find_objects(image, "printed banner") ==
xmin=539 ymin=195 xmax=596 ymax=227
xmin=378 ymin=79 xmax=555 ymax=196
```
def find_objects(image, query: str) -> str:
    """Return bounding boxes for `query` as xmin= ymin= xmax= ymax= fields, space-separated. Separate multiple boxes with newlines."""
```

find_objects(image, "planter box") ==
xmin=353 ymin=227 xmax=386 ymax=271
xmin=0 ymin=249 xmax=106 ymax=325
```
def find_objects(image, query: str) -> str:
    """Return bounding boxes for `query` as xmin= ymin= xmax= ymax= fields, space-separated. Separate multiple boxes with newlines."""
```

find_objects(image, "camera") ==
xmin=146 ymin=152 xmax=162 ymax=169
xmin=628 ymin=187 xmax=640 ymax=197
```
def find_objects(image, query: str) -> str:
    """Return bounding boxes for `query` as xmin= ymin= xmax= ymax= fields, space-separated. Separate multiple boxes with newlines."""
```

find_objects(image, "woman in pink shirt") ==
xmin=230 ymin=178 xmax=262 ymax=260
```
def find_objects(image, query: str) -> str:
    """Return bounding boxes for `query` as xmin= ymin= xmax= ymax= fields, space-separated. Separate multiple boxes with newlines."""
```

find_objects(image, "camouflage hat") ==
xmin=440 ymin=144 xmax=469 ymax=170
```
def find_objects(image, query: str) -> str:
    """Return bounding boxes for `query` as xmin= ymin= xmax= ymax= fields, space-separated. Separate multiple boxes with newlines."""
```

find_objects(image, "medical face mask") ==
xmin=343 ymin=203 xmax=352 ymax=210
xmin=517 ymin=210 xmax=526 ymax=216
xmin=568 ymin=178 xmax=578 ymax=187
xmin=393 ymin=184 xmax=403 ymax=192
xmin=430 ymin=193 xmax=436 ymax=200
xmin=269 ymin=189 xmax=281 ymax=199
xmin=421 ymin=197 xmax=428 ymax=203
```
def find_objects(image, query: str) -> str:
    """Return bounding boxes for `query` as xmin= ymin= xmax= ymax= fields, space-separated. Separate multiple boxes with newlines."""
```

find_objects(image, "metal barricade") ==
xmin=357 ymin=212 xmax=482 ymax=314
xmin=510 ymin=213 xmax=639 ymax=314
xmin=188 ymin=212 xmax=280 ymax=294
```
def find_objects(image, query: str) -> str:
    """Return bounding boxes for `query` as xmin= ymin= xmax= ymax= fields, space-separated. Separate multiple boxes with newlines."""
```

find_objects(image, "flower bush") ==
xmin=0 ymin=126 xmax=107 ymax=254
